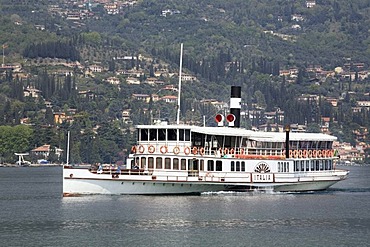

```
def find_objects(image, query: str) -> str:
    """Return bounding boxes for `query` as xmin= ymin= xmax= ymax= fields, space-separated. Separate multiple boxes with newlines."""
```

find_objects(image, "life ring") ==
xmin=308 ymin=150 xmax=312 ymax=158
xmin=312 ymin=150 xmax=317 ymax=158
xmin=192 ymin=147 xmax=198 ymax=155
xmin=173 ymin=146 xmax=180 ymax=154
xmin=148 ymin=145 xmax=155 ymax=153
xmin=230 ymin=148 xmax=235 ymax=155
xmin=298 ymin=150 xmax=303 ymax=158
xmin=317 ymin=150 xmax=322 ymax=158
xmin=138 ymin=145 xmax=145 ymax=153
xmin=329 ymin=150 xmax=334 ymax=157
xmin=303 ymin=150 xmax=308 ymax=158
xmin=184 ymin=146 xmax=190 ymax=155
xmin=240 ymin=148 xmax=245 ymax=155
xmin=293 ymin=150 xmax=299 ymax=158
xmin=160 ymin=145 xmax=168 ymax=154
xmin=289 ymin=150 xmax=293 ymax=157
xmin=199 ymin=147 xmax=205 ymax=156
xmin=224 ymin=148 xmax=229 ymax=155
xmin=131 ymin=146 xmax=137 ymax=154
xmin=322 ymin=150 xmax=327 ymax=158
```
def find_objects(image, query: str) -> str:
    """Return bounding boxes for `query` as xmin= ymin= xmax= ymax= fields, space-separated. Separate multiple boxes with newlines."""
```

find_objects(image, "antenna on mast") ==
xmin=176 ymin=43 xmax=183 ymax=125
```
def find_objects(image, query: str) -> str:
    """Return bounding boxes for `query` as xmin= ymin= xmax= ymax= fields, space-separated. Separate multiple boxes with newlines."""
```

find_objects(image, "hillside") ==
xmin=0 ymin=0 xmax=369 ymax=164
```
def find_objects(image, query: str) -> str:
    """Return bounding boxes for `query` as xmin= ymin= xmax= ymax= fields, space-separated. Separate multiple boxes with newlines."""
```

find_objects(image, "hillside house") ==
xmin=89 ymin=64 xmax=103 ymax=73
xmin=106 ymin=76 xmax=120 ymax=85
xmin=24 ymin=86 xmax=42 ymax=98
xmin=126 ymin=77 xmax=140 ymax=85
xmin=132 ymin=94 xmax=150 ymax=102
xmin=306 ymin=0 xmax=316 ymax=8
xmin=161 ymin=95 xmax=177 ymax=103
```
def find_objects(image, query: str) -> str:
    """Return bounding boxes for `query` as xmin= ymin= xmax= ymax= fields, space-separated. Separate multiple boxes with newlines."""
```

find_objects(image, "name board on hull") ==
xmin=252 ymin=173 xmax=274 ymax=182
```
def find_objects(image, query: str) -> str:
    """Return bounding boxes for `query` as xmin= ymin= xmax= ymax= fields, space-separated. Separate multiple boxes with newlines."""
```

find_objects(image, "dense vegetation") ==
xmin=0 ymin=0 xmax=369 ymax=163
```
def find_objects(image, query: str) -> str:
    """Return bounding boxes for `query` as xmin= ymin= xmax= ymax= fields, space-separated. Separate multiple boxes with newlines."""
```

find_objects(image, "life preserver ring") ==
xmin=230 ymin=148 xmax=235 ymax=155
xmin=293 ymin=150 xmax=299 ymax=158
xmin=148 ymin=145 xmax=155 ymax=153
xmin=224 ymin=148 xmax=229 ymax=155
xmin=192 ymin=147 xmax=198 ymax=155
xmin=138 ymin=145 xmax=145 ymax=153
xmin=184 ymin=146 xmax=190 ymax=155
xmin=199 ymin=147 xmax=205 ymax=156
xmin=131 ymin=146 xmax=137 ymax=154
xmin=240 ymin=148 xmax=245 ymax=155
xmin=329 ymin=150 xmax=334 ymax=157
xmin=298 ymin=150 xmax=303 ymax=158
xmin=308 ymin=150 xmax=313 ymax=158
xmin=173 ymin=146 xmax=180 ymax=154
xmin=317 ymin=150 xmax=322 ymax=158
xmin=322 ymin=150 xmax=327 ymax=158
xmin=160 ymin=146 xmax=168 ymax=154
xmin=303 ymin=150 xmax=308 ymax=158
xmin=289 ymin=150 xmax=293 ymax=157
xmin=312 ymin=150 xmax=317 ymax=158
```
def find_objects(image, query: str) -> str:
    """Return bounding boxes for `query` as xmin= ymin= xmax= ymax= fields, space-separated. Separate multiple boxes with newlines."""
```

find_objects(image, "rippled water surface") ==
xmin=0 ymin=166 xmax=369 ymax=247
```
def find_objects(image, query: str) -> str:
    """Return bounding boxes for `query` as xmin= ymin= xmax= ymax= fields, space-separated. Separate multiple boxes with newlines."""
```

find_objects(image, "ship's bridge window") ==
xmin=158 ymin=129 xmax=166 ymax=141
xmin=149 ymin=129 xmax=157 ymax=141
xmin=168 ymin=129 xmax=177 ymax=141
xmin=179 ymin=129 xmax=190 ymax=141
xmin=140 ymin=129 xmax=148 ymax=141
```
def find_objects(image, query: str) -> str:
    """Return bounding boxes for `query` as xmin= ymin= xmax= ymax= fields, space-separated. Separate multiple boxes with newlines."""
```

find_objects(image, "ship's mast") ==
xmin=176 ymin=43 xmax=183 ymax=125
xmin=66 ymin=131 xmax=70 ymax=165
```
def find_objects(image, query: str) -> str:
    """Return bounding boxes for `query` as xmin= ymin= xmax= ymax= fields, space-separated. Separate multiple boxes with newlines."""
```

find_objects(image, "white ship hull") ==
xmin=63 ymin=167 xmax=348 ymax=196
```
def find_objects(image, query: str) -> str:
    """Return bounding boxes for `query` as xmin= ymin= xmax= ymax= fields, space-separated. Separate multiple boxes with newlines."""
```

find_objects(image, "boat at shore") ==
xmin=63 ymin=86 xmax=349 ymax=196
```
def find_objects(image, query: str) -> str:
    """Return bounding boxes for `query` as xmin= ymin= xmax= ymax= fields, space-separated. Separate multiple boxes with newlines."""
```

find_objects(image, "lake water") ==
xmin=0 ymin=165 xmax=369 ymax=247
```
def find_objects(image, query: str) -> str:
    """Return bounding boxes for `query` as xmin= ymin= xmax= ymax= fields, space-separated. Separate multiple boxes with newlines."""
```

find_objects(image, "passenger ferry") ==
xmin=63 ymin=86 xmax=349 ymax=196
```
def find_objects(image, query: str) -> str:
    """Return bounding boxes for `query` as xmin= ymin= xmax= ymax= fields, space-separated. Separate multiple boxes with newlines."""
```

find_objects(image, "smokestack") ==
xmin=285 ymin=125 xmax=290 ymax=158
xmin=229 ymin=86 xmax=241 ymax=127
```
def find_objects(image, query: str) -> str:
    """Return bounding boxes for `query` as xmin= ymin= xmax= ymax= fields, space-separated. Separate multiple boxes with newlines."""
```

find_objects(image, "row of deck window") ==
xmin=293 ymin=160 xmax=333 ymax=171
xmin=131 ymin=157 xmax=334 ymax=172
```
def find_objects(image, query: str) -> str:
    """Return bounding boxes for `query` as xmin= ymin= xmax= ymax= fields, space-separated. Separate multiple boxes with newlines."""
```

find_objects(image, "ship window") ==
xmin=200 ymin=159 xmax=204 ymax=171
xmin=310 ymin=160 xmax=315 ymax=171
xmin=158 ymin=129 xmax=166 ymax=141
xmin=231 ymin=161 xmax=235 ymax=171
xmin=216 ymin=161 xmax=222 ymax=171
xmin=300 ymin=161 xmax=304 ymax=171
xmin=165 ymin=158 xmax=171 ymax=169
xmin=140 ymin=129 xmax=148 ymax=141
xmin=156 ymin=157 xmax=162 ymax=169
xmin=306 ymin=160 xmax=310 ymax=171
xmin=236 ymin=161 xmax=240 ymax=171
xmin=207 ymin=160 xmax=214 ymax=171
xmin=185 ymin=129 xmax=190 ymax=141
xmin=149 ymin=129 xmax=157 ymax=141
xmin=140 ymin=157 xmax=146 ymax=169
xmin=315 ymin=160 xmax=319 ymax=170
xmin=325 ymin=160 xmax=329 ymax=170
xmin=148 ymin=157 xmax=154 ymax=169
xmin=181 ymin=159 xmax=186 ymax=170
xmin=173 ymin=158 xmax=179 ymax=170
xmin=168 ymin=129 xmax=177 ymax=141
xmin=131 ymin=159 xmax=135 ymax=168
xmin=241 ymin=162 xmax=245 ymax=171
